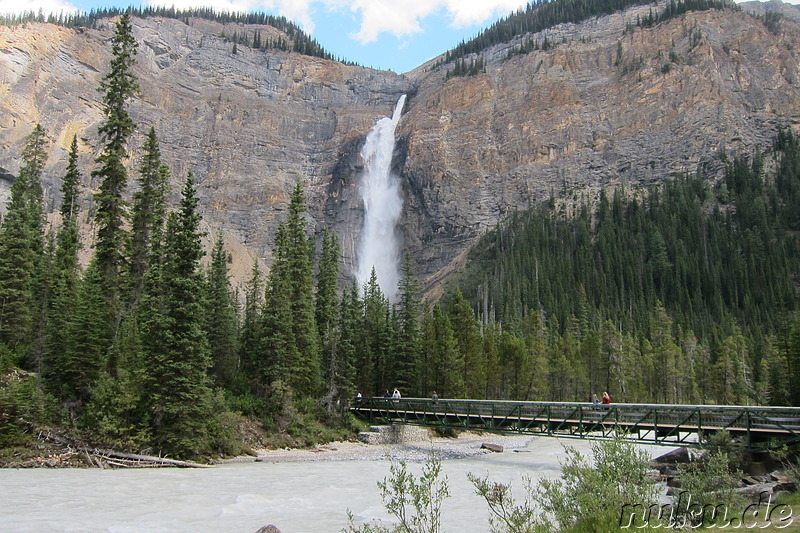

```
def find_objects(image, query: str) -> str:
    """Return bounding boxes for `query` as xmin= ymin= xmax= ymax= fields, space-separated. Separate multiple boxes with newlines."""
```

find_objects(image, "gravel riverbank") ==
xmin=220 ymin=430 xmax=536 ymax=464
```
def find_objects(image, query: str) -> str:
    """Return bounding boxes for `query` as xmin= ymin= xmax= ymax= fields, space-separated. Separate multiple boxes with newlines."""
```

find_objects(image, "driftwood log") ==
xmin=93 ymin=449 xmax=212 ymax=468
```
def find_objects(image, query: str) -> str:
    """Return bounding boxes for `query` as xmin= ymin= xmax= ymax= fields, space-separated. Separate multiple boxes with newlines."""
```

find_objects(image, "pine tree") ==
xmin=419 ymin=305 xmax=436 ymax=397
xmin=61 ymin=135 xmax=80 ymax=223
xmin=44 ymin=137 xmax=83 ymax=395
xmin=359 ymin=268 xmax=392 ymax=396
xmin=316 ymin=229 xmax=346 ymax=411
xmin=483 ymin=322 xmax=502 ymax=399
xmin=0 ymin=124 xmax=47 ymax=356
xmin=331 ymin=280 xmax=359 ymax=405
xmin=447 ymin=288 xmax=485 ymax=398
xmin=261 ymin=182 xmax=321 ymax=398
xmin=92 ymin=11 xmax=138 ymax=310
xmin=239 ymin=259 xmax=263 ymax=381
xmin=147 ymin=173 xmax=212 ymax=457
xmin=126 ymin=127 xmax=167 ymax=304
xmin=394 ymin=253 xmax=422 ymax=395
xmin=522 ymin=310 xmax=549 ymax=401
xmin=433 ymin=303 xmax=465 ymax=398
xmin=62 ymin=261 xmax=112 ymax=403
xmin=204 ymin=233 xmax=239 ymax=387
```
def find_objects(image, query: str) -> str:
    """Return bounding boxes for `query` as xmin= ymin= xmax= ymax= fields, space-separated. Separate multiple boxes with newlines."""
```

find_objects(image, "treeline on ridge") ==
xmin=0 ymin=5 xmax=339 ymax=63
xmin=439 ymin=0 xmax=736 ymax=77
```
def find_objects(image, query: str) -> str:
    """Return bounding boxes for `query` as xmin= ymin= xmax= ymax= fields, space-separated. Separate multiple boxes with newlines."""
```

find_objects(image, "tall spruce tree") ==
xmin=261 ymin=182 xmax=321 ymax=398
xmin=335 ymin=280 xmax=360 ymax=401
xmin=204 ymin=233 xmax=239 ymax=387
xmin=148 ymin=173 xmax=212 ymax=457
xmin=0 ymin=124 xmax=47 ymax=357
xmin=126 ymin=127 xmax=167 ymax=304
xmin=316 ymin=228 xmax=345 ymax=411
xmin=44 ymin=136 xmax=83 ymax=395
xmin=63 ymin=261 xmax=111 ymax=403
xmin=92 ymin=11 xmax=138 ymax=309
xmin=447 ymin=288 xmax=485 ymax=398
xmin=429 ymin=303 xmax=463 ymax=398
xmin=394 ymin=252 xmax=422 ymax=395
xmin=239 ymin=259 xmax=263 ymax=382
xmin=61 ymin=135 xmax=81 ymax=222
xmin=359 ymin=268 xmax=392 ymax=396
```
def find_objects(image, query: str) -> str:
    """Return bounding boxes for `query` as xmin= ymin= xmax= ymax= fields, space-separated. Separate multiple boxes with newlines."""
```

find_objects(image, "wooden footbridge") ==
xmin=351 ymin=398 xmax=800 ymax=451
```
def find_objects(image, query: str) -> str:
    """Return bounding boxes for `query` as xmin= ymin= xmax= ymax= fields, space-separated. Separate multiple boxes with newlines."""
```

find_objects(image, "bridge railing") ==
xmin=350 ymin=397 xmax=800 ymax=450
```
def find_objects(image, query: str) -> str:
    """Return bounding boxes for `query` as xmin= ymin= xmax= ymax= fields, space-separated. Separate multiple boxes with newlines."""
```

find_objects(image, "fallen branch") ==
xmin=94 ymin=449 xmax=212 ymax=468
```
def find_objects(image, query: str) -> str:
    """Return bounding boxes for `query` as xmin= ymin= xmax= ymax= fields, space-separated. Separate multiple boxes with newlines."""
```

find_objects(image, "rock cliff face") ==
xmin=0 ymin=3 xmax=799 ymax=292
xmin=0 ymin=16 xmax=412 ymax=280
xmin=401 ymin=4 xmax=800 ymax=284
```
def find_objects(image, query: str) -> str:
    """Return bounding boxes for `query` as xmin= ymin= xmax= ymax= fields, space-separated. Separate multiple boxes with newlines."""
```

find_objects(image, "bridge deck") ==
xmin=351 ymin=398 xmax=800 ymax=450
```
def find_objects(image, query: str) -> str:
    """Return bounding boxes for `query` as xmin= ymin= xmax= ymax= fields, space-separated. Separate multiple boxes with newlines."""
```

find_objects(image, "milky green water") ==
xmin=0 ymin=438 xmax=669 ymax=533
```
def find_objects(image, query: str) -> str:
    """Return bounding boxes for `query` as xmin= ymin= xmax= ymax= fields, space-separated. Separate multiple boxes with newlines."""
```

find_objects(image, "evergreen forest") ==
xmin=1 ymin=11 xmax=800 ymax=461
xmin=435 ymin=0 xmax=735 ymax=76
xmin=0 ymin=4 xmax=341 ymax=64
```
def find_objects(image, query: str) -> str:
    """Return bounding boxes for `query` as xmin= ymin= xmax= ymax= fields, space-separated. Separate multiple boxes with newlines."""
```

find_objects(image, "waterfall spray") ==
xmin=356 ymin=95 xmax=407 ymax=300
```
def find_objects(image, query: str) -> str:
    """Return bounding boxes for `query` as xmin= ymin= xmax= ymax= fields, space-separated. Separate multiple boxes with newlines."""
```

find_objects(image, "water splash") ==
xmin=356 ymin=95 xmax=407 ymax=300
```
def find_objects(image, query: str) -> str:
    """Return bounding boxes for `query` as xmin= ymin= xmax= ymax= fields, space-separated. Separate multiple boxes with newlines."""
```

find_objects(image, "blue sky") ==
xmin=3 ymin=0 xmax=798 ymax=73
xmin=1 ymin=0 xmax=531 ymax=73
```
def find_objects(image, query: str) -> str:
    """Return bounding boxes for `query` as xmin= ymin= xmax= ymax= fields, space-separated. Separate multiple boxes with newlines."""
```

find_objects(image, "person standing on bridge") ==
xmin=602 ymin=391 xmax=612 ymax=405
xmin=592 ymin=393 xmax=600 ymax=409
xmin=392 ymin=387 xmax=401 ymax=405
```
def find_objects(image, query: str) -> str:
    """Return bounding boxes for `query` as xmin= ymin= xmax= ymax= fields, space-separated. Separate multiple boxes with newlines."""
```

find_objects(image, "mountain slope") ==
xmin=401 ymin=3 xmax=800 ymax=283
xmin=0 ymin=1 xmax=798 ymax=292
xmin=0 ymin=15 xmax=411 ymax=280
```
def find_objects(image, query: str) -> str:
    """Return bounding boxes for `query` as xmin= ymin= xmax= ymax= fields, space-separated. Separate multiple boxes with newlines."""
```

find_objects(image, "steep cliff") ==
xmin=0 ymin=16 xmax=412 ymax=280
xmin=399 ymin=4 xmax=800 ymax=284
xmin=0 ymin=2 xmax=798 ymax=292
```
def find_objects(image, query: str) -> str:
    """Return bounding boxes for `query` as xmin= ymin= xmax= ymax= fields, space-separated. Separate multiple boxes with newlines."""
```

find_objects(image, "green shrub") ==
xmin=470 ymin=437 xmax=657 ymax=532
xmin=703 ymin=430 xmax=745 ymax=470
xmin=0 ymin=368 xmax=60 ymax=447
xmin=676 ymin=450 xmax=746 ymax=528
xmin=345 ymin=452 xmax=450 ymax=533
xmin=0 ymin=343 xmax=22 ymax=373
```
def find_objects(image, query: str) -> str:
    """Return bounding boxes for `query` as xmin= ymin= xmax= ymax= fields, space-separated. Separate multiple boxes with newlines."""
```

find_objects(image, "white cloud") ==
xmin=271 ymin=0 xmax=315 ymax=33
xmin=444 ymin=0 xmax=527 ymax=28
xmin=0 ymin=0 xmax=78 ymax=16
xmin=335 ymin=0 xmax=528 ymax=43
xmin=347 ymin=0 xmax=437 ymax=43
xmin=4 ymin=0 xmax=531 ymax=44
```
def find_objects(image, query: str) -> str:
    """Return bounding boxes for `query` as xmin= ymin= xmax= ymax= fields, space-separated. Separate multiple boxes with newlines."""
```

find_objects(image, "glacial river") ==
xmin=0 ymin=438 xmax=670 ymax=533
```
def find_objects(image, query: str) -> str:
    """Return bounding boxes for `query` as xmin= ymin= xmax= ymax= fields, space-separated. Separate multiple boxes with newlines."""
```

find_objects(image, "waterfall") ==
xmin=356 ymin=94 xmax=407 ymax=300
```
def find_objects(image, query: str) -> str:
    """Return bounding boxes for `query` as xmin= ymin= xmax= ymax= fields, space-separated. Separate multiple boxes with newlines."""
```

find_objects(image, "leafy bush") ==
xmin=0 ymin=367 xmax=60 ymax=447
xmin=345 ymin=452 xmax=450 ymax=533
xmin=470 ymin=437 xmax=657 ymax=532
xmin=676 ymin=450 xmax=746 ymax=528
xmin=703 ymin=430 xmax=745 ymax=470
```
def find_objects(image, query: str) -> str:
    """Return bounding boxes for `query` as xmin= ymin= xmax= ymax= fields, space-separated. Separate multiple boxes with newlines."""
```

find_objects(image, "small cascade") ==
xmin=355 ymin=95 xmax=407 ymax=300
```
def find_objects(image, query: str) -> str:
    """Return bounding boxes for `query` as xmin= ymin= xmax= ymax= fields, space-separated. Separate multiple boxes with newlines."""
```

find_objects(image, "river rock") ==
xmin=736 ymin=482 xmax=778 ymax=501
xmin=481 ymin=443 xmax=504 ymax=453
xmin=254 ymin=526 xmax=281 ymax=533
xmin=770 ymin=471 xmax=798 ymax=492
xmin=652 ymin=447 xmax=694 ymax=465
